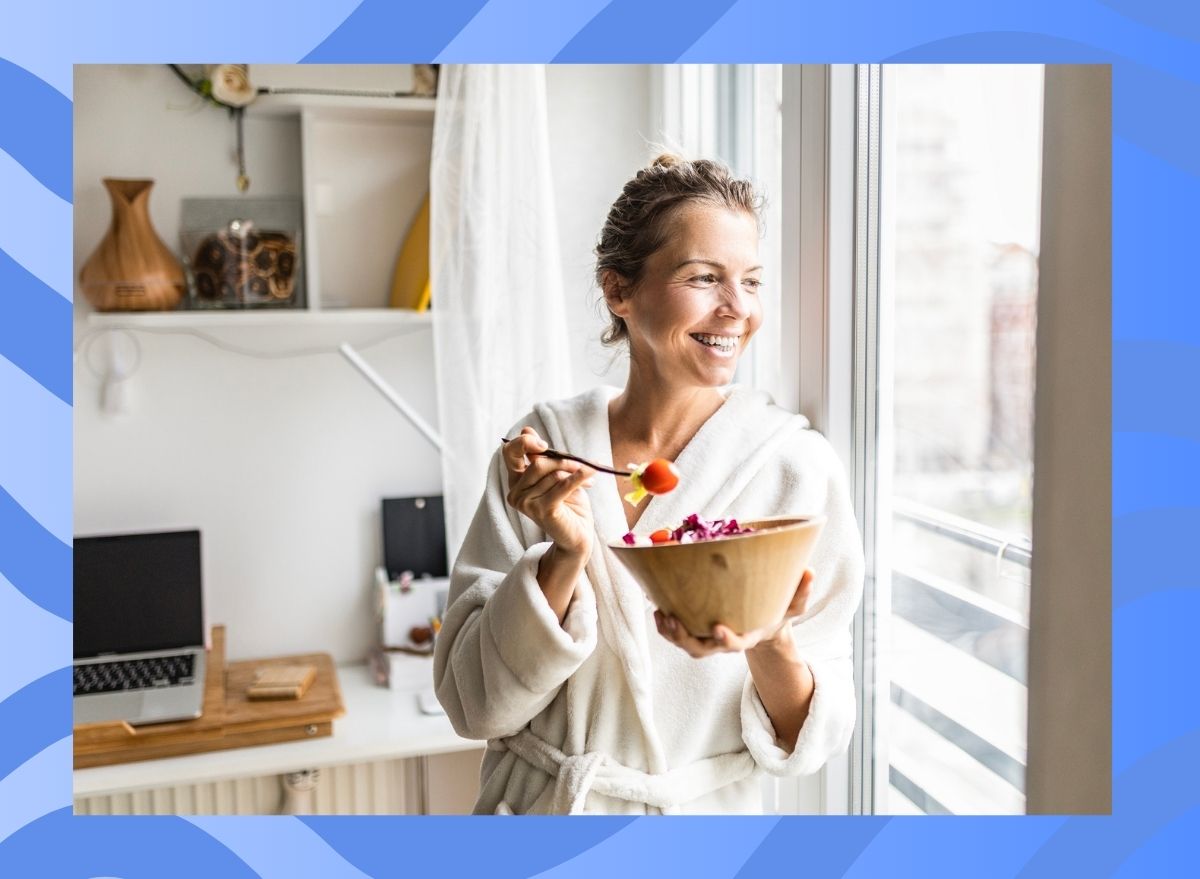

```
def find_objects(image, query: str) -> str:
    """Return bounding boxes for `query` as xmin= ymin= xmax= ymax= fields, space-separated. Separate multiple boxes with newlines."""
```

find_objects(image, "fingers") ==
xmin=653 ymin=614 xmax=780 ymax=656
xmin=506 ymin=456 xmax=582 ymax=506
xmin=784 ymin=567 xmax=815 ymax=618
xmin=653 ymin=569 xmax=820 ymax=657
xmin=523 ymin=467 xmax=593 ymax=510
xmin=711 ymin=624 xmax=758 ymax=652
xmin=654 ymin=610 xmax=732 ymax=658
xmin=507 ymin=461 xmax=594 ymax=521
xmin=502 ymin=426 xmax=548 ymax=475
xmin=538 ymin=467 xmax=595 ymax=507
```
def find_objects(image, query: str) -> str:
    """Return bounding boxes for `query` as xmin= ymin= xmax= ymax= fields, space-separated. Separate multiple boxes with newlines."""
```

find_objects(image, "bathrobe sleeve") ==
xmin=740 ymin=430 xmax=865 ymax=776
xmin=433 ymin=426 xmax=600 ymax=742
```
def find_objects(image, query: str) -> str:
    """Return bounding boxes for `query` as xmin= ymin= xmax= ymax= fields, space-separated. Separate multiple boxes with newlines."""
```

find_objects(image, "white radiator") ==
xmin=75 ymin=750 xmax=482 ymax=816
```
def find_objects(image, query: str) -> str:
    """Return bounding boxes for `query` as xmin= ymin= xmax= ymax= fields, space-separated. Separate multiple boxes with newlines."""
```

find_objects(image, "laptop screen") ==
xmin=73 ymin=530 xmax=204 ymax=659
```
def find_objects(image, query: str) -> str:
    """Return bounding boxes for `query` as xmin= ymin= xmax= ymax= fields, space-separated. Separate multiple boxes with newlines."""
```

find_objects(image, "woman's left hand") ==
xmin=653 ymin=568 xmax=815 ymax=657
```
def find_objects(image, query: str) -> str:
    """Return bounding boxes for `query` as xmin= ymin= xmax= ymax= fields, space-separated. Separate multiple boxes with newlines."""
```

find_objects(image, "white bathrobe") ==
xmin=433 ymin=384 xmax=864 ymax=814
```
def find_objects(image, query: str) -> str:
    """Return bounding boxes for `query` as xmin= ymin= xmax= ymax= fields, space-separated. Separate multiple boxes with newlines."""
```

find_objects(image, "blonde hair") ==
xmin=594 ymin=153 xmax=763 ymax=347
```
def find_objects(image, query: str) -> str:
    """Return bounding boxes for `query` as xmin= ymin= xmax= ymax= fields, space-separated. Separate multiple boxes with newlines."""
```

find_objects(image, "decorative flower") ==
xmin=207 ymin=64 xmax=256 ymax=108
xmin=168 ymin=64 xmax=256 ymax=191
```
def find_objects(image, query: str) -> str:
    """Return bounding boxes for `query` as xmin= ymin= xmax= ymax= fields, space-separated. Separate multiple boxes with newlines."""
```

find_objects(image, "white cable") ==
xmin=86 ymin=329 xmax=142 ymax=416
xmin=73 ymin=323 xmax=428 ymax=419
xmin=73 ymin=323 xmax=423 ymax=375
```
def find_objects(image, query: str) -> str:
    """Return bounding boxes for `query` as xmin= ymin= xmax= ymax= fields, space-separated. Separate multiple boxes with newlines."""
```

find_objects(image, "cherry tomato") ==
xmin=649 ymin=529 xmax=672 ymax=544
xmin=640 ymin=459 xmax=680 ymax=495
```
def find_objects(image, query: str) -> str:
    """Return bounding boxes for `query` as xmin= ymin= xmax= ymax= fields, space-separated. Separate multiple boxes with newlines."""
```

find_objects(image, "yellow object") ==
xmin=623 ymin=463 xmax=649 ymax=506
xmin=389 ymin=193 xmax=431 ymax=310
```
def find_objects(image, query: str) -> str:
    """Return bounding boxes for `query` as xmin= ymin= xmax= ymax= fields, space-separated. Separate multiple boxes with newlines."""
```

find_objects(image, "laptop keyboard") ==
xmin=74 ymin=654 xmax=196 ymax=696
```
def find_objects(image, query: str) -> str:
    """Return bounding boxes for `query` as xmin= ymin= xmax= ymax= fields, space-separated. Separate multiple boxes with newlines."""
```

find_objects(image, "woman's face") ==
xmin=608 ymin=204 xmax=763 ymax=390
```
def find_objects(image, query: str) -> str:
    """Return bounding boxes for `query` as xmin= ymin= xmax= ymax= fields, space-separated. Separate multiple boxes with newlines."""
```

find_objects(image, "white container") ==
xmin=252 ymin=64 xmax=415 ymax=95
xmin=374 ymin=566 xmax=449 ymax=650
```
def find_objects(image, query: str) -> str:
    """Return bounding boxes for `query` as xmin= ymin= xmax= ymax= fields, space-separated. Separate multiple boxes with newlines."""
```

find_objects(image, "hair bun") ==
xmin=651 ymin=153 xmax=681 ymax=170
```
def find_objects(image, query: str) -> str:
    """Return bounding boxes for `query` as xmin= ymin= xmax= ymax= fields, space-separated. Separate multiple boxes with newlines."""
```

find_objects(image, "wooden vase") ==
xmin=80 ymin=178 xmax=184 ymax=311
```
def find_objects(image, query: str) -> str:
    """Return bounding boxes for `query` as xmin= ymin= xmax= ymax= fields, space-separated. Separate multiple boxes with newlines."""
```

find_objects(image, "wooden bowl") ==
xmin=608 ymin=515 xmax=827 ymax=637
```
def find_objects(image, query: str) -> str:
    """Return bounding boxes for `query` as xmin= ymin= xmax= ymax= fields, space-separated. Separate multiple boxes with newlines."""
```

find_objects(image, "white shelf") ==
xmin=73 ymin=661 xmax=475 ymax=798
xmin=85 ymin=308 xmax=432 ymax=330
xmin=251 ymin=93 xmax=436 ymax=124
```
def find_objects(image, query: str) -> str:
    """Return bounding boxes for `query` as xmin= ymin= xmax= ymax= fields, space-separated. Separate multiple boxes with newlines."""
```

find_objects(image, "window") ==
xmin=778 ymin=63 xmax=1107 ymax=816
xmin=876 ymin=64 xmax=1044 ymax=814
xmin=699 ymin=63 xmax=1047 ymax=814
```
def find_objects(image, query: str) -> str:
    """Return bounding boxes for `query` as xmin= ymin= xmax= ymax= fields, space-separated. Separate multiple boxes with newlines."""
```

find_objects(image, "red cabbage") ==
xmin=620 ymin=513 xmax=754 ymax=547
xmin=670 ymin=513 xmax=754 ymax=543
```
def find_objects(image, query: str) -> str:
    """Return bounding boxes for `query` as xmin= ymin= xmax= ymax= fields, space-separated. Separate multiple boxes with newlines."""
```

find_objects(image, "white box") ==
xmin=251 ymin=64 xmax=415 ymax=95
xmin=374 ymin=566 xmax=449 ymax=650
xmin=369 ymin=646 xmax=437 ymax=693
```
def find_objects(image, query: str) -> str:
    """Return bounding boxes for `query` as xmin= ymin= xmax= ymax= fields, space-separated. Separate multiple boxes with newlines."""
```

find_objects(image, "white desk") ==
xmin=74 ymin=658 xmax=478 ymax=807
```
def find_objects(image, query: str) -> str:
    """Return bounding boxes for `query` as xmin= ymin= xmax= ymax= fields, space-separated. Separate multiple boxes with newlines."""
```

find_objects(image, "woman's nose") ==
xmin=715 ymin=281 xmax=752 ymax=319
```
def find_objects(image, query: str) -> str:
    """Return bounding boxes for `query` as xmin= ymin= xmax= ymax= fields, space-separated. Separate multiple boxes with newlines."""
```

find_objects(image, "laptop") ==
xmin=73 ymin=529 xmax=208 ymax=726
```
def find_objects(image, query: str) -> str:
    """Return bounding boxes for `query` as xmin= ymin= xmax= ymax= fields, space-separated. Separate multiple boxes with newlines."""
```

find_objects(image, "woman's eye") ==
xmin=692 ymin=274 xmax=718 ymax=284
xmin=743 ymin=278 xmax=763 ymax=291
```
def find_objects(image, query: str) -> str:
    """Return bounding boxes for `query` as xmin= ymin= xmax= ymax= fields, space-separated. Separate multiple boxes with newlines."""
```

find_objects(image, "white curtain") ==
xmin=430 ymin=65 xmax=573 ymax=561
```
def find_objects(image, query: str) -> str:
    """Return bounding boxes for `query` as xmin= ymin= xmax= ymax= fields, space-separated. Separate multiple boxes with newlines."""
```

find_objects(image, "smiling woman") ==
xmin=602 ymin=202 xmax=763 ymax=389
xmin=432 ymin=153 xmax=866 ymax=815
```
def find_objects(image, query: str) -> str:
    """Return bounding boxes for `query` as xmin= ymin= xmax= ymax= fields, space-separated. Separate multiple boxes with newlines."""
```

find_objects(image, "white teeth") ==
xmin=692 ymin=333 xmax=737 ymax=350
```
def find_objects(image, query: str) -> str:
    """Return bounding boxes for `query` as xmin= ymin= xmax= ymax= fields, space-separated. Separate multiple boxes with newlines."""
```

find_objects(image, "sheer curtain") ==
xmin=430 ymin=65 xmax=573 ymax=560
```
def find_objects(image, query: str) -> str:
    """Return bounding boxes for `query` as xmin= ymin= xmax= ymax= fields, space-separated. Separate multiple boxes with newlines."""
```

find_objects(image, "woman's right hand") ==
xmin=502 ymin=427 xmax=596 ymax=560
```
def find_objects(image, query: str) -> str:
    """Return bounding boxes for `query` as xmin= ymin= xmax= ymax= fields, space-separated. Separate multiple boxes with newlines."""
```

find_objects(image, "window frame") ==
xmin=1024 ymin=64 xmax=1111 ymax=814
xmin=778 ymin=63 xmax=882 ymax=815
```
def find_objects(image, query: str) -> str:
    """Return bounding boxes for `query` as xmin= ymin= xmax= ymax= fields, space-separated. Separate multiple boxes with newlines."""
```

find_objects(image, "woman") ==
xmin=433 ymin=155 xmax=864 ymax=814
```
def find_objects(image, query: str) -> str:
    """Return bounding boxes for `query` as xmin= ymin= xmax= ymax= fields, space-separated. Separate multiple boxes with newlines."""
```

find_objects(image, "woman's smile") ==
xmin=689 ymin=332 xmax=742 ymax=357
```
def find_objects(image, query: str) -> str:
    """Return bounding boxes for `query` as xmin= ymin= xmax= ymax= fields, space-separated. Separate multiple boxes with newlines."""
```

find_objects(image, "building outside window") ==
xmin=879 ymin=63 xmax=1044 ymax=814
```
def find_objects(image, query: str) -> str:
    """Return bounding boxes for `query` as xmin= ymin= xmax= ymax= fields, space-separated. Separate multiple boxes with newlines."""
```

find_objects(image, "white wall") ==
xmin=73 ymin=65 xmax=652 ymax=663
xmin=547 ymin=65 xmax=652 ymax=391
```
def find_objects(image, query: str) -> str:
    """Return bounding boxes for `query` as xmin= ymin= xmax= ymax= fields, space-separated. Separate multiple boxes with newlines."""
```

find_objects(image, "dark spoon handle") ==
xmin=499 ymin=437 xmax=631 ymax=477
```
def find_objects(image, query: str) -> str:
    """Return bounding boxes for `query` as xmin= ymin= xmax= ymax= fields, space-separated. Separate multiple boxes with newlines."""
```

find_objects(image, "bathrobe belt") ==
xmin=493 ymin=728 xmax=759 ymax=814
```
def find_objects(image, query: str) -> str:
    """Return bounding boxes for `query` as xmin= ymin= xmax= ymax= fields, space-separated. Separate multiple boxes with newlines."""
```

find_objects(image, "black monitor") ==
xmin=73 ymin=529 xmax=204 ymax=659
xmin=382 ymin=496 xmax=448 ymax=580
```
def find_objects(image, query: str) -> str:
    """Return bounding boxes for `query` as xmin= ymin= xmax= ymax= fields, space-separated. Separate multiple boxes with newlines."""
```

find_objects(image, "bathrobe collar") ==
xmin=539 ymin=384 xmax=807 ymax=542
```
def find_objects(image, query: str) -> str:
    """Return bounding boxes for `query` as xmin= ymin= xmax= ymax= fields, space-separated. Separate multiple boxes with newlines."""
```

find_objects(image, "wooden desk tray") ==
xmin=74 ymin=626 xmax=345 ymax=769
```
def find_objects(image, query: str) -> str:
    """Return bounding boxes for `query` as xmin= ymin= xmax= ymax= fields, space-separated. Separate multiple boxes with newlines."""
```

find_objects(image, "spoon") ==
xmin=499 ymin=437 xmax=632 ymax=476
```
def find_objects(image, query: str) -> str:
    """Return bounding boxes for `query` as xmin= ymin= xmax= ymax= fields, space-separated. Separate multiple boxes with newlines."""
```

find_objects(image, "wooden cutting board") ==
xmin=74 ymin=626 xmax=345 ymax=769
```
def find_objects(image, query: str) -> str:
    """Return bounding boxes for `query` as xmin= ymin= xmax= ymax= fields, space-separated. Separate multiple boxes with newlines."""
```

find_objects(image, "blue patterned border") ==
xmin=2 ymin=1 xmax=1193 ymax=875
